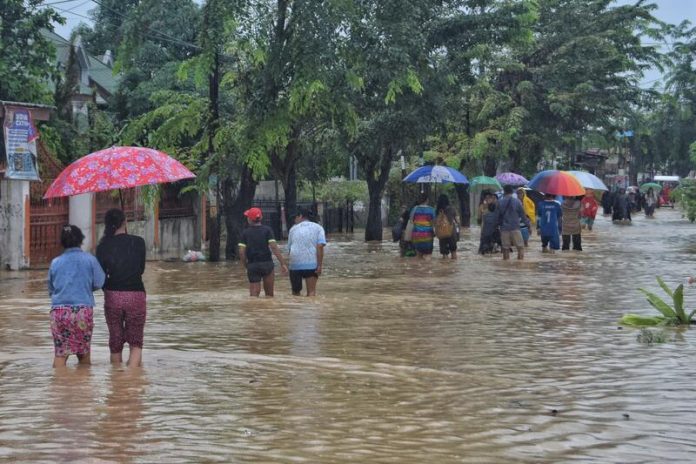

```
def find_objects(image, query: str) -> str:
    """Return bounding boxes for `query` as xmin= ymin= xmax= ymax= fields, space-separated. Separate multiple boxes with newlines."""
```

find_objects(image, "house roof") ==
xmin=41 ymin=29 xmax=118 ymax=97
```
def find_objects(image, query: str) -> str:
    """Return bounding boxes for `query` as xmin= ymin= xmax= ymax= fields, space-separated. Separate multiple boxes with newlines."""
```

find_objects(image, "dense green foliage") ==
xmin=6 ymin=0 xmax=696 ymax=251
xmin=0 ymin=0 xmax=63 ymax=103
xmin=672 ymin=178 xmax=696 ymax=222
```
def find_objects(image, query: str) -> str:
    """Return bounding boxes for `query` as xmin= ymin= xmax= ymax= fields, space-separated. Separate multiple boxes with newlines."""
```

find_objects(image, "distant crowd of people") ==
xmin=600 ymin=186 xmax=665 ymax=222
xmin=476 ymin=185 xmax=589 ymax=257
xmin=392 ymin=181 xmax=670 ymax=262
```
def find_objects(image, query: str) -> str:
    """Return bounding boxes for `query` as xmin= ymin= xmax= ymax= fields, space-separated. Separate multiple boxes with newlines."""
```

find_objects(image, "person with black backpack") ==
xmin=435 ymin=194 xmax=459 ymax=259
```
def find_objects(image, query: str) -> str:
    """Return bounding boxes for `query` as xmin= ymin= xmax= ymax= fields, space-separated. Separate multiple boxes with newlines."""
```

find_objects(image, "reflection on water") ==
xmin=2 ymin=210 xmax=696 ymax=462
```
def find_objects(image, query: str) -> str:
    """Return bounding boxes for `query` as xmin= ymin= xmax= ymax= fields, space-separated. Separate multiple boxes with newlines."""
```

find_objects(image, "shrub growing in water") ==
xmin=672 ymin=179 xmax=696 ymax=222
xmin=621 ymin=277 xmax=696 ymax=327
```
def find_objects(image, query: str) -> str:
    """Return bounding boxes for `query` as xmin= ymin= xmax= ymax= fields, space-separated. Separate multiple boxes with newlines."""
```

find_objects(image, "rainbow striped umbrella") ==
xmin=527 ymin=170 xmax=585 ymax=196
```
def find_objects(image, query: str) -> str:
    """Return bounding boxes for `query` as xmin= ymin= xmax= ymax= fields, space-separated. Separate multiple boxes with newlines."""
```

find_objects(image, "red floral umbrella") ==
xmin=44 ymin=146 xmax=195 ymax=199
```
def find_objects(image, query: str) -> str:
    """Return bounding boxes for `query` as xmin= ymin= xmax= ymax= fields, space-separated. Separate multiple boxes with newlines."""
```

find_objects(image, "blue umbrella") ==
xmin=403 ymin=165 xmax=469 ymax=184
xmin=568 ymin=171 xmax=608 ymax=191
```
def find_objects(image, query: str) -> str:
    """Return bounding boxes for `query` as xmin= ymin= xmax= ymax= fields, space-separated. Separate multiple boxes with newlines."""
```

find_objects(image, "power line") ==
xmin=42 ymin=0 xmax=86 ymax=5
xmin=88 ymin=0 xmax=202 ymax=51
xmin=64 ymin=0 xmax=92 ymax=13
xmin=47 ymin=3 xmax=203 ymax=52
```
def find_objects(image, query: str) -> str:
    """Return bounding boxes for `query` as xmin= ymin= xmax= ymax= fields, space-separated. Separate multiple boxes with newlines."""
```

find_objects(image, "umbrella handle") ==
xmin=118 ymin=189 xmax=128 ymax=233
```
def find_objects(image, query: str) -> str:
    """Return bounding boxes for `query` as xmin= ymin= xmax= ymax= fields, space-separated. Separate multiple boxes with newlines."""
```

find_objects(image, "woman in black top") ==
xmin=96 ymin=208 xmax=147 ymax=367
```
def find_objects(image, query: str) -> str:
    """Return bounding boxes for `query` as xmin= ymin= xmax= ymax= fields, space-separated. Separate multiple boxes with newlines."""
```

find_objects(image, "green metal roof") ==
xmin=41 ymin=29 xmax=118 ymax=96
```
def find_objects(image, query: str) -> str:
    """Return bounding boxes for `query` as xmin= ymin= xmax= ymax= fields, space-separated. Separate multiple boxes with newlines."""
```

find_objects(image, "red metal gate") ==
xmin=29 ymin=196 xmax=69 ymax=266
xmin=29 ymin=142 xmax=69 ymax=267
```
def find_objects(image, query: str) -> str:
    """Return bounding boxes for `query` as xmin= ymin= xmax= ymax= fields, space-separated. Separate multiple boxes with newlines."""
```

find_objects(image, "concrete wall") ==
xmin=255 ymin=180 xmax=283 ymax=201
xmin=95 ymin=220 xmax=147 ymax=257
xmin=0 ymin=179 xmax=30 ymax=270
xmin=95 ymin=216 xmax=197 ymax=258
xmin=159 ymin=217 xmax=197 ymax=254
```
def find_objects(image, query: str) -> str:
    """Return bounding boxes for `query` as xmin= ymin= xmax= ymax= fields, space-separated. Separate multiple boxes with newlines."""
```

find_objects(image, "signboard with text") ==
xmin=3 ymin=106 xmax=40 ymax=181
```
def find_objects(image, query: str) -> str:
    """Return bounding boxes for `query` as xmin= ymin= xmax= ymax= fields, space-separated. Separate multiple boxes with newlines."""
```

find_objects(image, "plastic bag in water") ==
xmin=182 ymin=250 xmax=206 ymax=262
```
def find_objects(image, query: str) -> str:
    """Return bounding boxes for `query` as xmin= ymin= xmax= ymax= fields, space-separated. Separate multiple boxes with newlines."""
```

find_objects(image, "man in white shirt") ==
xmin=287 ymin=208 xmax=327 ymax=296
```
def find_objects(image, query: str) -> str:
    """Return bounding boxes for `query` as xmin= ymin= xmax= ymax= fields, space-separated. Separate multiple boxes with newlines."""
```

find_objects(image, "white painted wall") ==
xmin=69 ymin=193 xmax=94 ymax=251
xmin=0 ymin=179 xmax=30 ymax=270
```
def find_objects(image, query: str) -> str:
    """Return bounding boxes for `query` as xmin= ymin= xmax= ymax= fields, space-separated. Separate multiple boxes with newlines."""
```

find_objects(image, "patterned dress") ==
xmin=411 ymin=204 xmax=436 ymax=254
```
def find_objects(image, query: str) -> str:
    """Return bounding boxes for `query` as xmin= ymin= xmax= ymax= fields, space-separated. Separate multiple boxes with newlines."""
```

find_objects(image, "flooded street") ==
xmin=2 ymin=209 xmax=696 ymax=463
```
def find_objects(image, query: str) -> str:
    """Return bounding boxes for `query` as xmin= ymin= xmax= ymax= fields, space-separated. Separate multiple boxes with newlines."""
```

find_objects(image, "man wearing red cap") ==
xmin=239 ymin=207 xmax=288 ymax=297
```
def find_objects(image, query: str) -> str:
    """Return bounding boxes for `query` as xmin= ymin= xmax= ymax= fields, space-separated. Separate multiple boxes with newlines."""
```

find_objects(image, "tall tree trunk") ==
xmin=207 ymin=49 xmax=221 ymax=262
xmin=456 ymin=159 xmax=470 ymax=227
xmin=509 ymin=150 xmax=520 ymax=172
xmin=365 ymin=178 xmax=385 ymax=241
xmin=282 ymin=159 xmax=297 ymax=226
xmin=363 ymin=146 xmax=394 ymax=242
xmin=224 ymin=166 xmax=258 ymax=260
xmin=455 ymin=184 xmax=470 ymax=228
xmin=271 ymin=125 xmax=301 ymax=227
xmin=483 ymin=156 xmax=497 ymax=177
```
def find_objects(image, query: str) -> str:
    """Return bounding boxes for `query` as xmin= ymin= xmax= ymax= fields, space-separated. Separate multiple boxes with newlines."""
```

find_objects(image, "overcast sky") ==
xmin=50 ymin=0 xmax=696 ymax=87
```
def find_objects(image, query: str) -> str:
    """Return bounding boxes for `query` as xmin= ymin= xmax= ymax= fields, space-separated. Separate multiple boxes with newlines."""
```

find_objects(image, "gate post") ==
xmin=143 ymin=201 xmax=159 ymax=256
xmin=69 ymin=193 xmax=95 ymax=252
xmin=0 ymin=179 xmax=30 ymax=270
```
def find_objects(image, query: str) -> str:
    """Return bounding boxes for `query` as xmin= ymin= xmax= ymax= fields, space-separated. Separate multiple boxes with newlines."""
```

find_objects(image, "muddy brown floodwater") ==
xmin=2 ymin=209 xmax=696 ymax=463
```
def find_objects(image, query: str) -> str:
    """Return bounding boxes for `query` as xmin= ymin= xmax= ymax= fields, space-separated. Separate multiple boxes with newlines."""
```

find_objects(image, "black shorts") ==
xmin=438 ymin=236 xmax=458 ymax=255
xmin=289 ymin=269 xmax=318 ymax=294
xmin=246 ymin=261 xmax=274 ymax=283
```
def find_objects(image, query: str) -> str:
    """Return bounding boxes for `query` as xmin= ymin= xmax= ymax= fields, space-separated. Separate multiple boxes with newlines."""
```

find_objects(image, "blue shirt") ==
xmin=287 ymin=220 xmax=327 ymax=270
xmin=48 ymin=248 xmax=106 ymax=307
xmin=537 ymin=200 xmax=562 ymax=237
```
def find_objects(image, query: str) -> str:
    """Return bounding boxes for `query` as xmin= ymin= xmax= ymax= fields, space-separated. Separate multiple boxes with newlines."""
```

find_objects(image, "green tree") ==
xmin=496 ymin=1 xmax=659 ymax=175
xmin=238 ymin=0 xmax=350 ymax=227
xmin=661 ymin=21 xmax=696 ymax=176
xmin=79 ymin=0 xmax=139 ymax=57
xmin=0 ymin=0 xmax=63 ymax=103
xmin=338 ymin=0 xmax=536 ymax=240
xmin=109 ymin=0 xmax=201 ymax=120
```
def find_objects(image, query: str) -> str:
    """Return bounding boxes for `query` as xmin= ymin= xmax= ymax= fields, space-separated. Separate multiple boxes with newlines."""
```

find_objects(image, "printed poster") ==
xmin=3 ymin=106 xmax=40 ymax=181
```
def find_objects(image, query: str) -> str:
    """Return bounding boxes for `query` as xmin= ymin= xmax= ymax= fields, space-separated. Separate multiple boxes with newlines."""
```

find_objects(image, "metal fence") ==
xmin=251 ymin=200 xmax=353 ymax=237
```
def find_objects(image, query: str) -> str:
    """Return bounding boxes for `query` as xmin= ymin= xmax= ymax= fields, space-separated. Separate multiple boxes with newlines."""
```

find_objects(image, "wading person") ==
xmin=238 ymin=207 xmax=288 ymax=297
xmin=96 ymin=209 xmax=147 ymax=367
xmin=478 ymin=202 xmax=500 ymax=255
xmin=517 ymin=188 xmax=536 ymax=246
xmin=612 ymin=188 xmax=631 ymax=223
xmin=644 ymin=187 xmax=657 ymax=218
xmin=48 ymin=225 xmax=105 ymax=368
xmin=537 ymin=193 xmax=562 ymax=253
xmin=496 ymin=185 xmax=529 ymax=260
xmin=398 ymin=205 xmax=417 ymax=258
xmin=477 ymin=191 xmax=497 ymax=226
xmin=580 ymin=191 xmax=599 ymax=231
xmin=410 ymin=192 xmax=436 ymax=259
xmin=561 ymin=196 xmax=583 ymax=251
xmin=601 ymin=190 xmax=613 ymax=216
xmin=287 ymin=208 xmax=327 ymax=296
xmin=434 ymin=194 xmax=459 ymax=259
